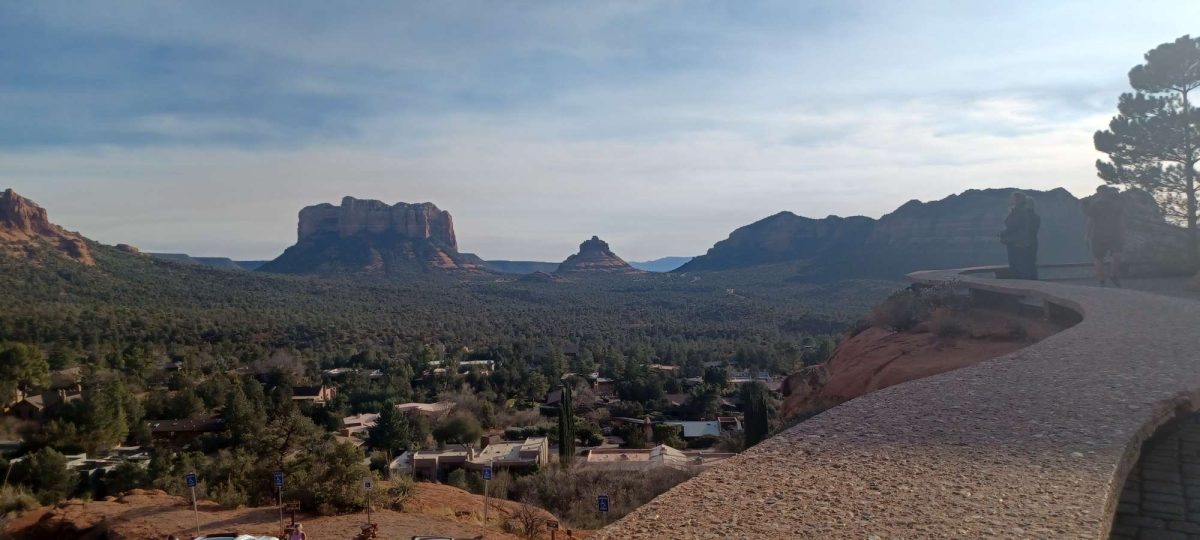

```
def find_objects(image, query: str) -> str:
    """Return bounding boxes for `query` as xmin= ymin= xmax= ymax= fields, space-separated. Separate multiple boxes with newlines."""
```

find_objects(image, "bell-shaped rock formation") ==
xmin=258 ymin=197 xmax=480 ymax=275
xmin=555 ymin=236 xmax=641 ymax=274
xmin=0 ymin=188 xmax=94 ymax=265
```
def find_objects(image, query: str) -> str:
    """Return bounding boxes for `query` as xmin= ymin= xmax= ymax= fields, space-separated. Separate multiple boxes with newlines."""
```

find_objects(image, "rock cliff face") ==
xmin=676 ymin=213 xmax=875 ymax=273
xmin=556 ymin=236 xmax=641 ymax=274
xmin=0 ymin=188 xmax=94 ymax=265
xmin=678 ymin=187 xmax=1189 ymax=279
xmin=258 ymin=197 xmax=479 ymax=275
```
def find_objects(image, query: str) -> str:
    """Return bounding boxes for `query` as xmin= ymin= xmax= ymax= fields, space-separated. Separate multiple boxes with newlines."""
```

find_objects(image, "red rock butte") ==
xmin=556 ymin=235 xmax=641 ymax=274
xmin=0 ymin=188 xmax=94 ymax=265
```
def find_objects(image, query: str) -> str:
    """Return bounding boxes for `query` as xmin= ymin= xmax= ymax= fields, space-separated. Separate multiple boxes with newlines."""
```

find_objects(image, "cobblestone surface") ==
xmin=600 ymin=269 xmax=1200 ymax=539
xmin=1110 ymin=414 xmax=1200 ymax=540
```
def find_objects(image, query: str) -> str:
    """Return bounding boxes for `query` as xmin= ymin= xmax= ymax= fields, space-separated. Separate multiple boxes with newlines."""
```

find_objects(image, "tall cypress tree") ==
xmin=557 ymin=383 xmax=575 ymax=464
xmin=1095 ymin=35 xmax=1200 ymax=267
xmin=741 ymin=381 xmax=772 ymax=448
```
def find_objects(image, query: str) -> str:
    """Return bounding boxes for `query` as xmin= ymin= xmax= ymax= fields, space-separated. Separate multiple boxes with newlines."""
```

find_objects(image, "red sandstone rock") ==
xmin=556 ymin=236 xmax=641 ymax=274
xmin=0 ymin=188 xmax=95 ymax=266
xmin=781 ymin=310 xmax=1059 ymax=418
xmin=260 ymin=197 xmax=481 ymax=274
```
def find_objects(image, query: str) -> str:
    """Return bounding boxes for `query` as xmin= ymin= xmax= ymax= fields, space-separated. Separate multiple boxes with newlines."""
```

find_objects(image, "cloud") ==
xmin=2 ymin=0 xmax=1199 ymax=259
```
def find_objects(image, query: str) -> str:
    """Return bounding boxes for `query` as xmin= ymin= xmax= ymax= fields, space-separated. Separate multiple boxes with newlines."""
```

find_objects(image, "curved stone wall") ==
xmin=599 ymin=268 xmax=1200 ymax=539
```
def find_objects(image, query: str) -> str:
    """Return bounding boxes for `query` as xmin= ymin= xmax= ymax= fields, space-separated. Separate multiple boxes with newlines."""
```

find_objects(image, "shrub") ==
xmin=447 ymin=469 xmax=468 ymax=491
xmin=932 ymin=308 xmax=968 ymax=338
xmin=0 ymin=486 xmax=38 ymax=517
xmin=868 ymin=290 xmax=929 ymax=331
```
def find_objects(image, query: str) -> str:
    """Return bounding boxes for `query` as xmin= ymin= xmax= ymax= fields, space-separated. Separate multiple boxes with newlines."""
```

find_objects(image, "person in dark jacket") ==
xmin=1000 ymin=191 xmax=1040 ymax=280
xmin=1083 ymin=185 xmax=1125 ymax=287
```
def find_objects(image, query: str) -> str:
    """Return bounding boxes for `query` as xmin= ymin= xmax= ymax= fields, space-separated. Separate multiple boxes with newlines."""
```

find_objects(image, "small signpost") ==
xmin=546 ymin=519 xmax=560 ymax=540
xmin=273 ymin=471 xmax=285 ymax=532
xmin=598 ymin=494 xmax=610 ymax=527
xmin=185 ymin=472 xmax=200 ymax=538
xmin=482 ymin=464 xmax=493 ymax=534
xmin=363 ymin=477 xmax=375 ymax=526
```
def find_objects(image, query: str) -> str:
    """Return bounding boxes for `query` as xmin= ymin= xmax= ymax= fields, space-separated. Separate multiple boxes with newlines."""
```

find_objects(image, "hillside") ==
xmin=4 ymin=484 xmax=581 ymax=540
xmin=677 ymin=187 xmax=1193 ymax=279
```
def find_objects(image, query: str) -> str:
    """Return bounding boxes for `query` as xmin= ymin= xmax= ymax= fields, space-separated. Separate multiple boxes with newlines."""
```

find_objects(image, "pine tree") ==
xmin=1095 ymin=35 xmax=1200 ymax=267
xmin=557 ymin=383 xmax=575 ymax=464
xmin=741 ymin=381 xmax=773 ymax=448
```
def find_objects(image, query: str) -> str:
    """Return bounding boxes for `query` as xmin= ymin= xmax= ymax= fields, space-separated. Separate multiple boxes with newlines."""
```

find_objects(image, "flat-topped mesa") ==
xmin=297 ymin=196 xmax=458 ymax=249
xmin=259 ymin=196 xmax=479 ymax=275
xmin=556 ymin=236 xmax=641 ymax=274
xmin=0 ymin=188 xmax=94 ymax=265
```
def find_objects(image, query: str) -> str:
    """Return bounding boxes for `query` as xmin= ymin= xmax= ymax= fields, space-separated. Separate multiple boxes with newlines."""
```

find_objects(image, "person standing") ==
xmin=1000 ymin=191 xmax=1041 ymax=280
xmin=1083 ymin=185 xmax=1126 ymax=286
xmin=289 ymin=522 xmax=306 ymax=540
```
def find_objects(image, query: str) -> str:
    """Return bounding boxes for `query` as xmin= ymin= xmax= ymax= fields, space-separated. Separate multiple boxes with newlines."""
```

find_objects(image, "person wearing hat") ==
xmin=1083 ymin=185 xmax=1125 ymax=287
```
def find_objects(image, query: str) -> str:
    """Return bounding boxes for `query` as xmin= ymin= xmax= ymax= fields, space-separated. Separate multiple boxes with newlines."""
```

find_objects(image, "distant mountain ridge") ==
xmin=258 ymin=197 xmax=482 ymax=275
xmin=484 ymin=256 xmax=692 ymax=274
xmin=148 ymin=253 xmax=267 ymax=271
xmin=629 ymin=256 xmax=692 ymax=272
xmin=677 ymin=187 xmax=1191 ymax=279
xmin=482 ymin=260 xmax=560 ymax=274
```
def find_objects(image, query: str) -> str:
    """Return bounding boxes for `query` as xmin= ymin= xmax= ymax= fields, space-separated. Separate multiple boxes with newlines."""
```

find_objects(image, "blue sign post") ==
xmin=598 ymin=494 xmax=610 ymax=527
xmin=483 ymin=466 xmax=493 ymax=481
xmin=274 ymin=471 xmax=285 ymax=533
xmin=185 ymin=472 xmax=200 ymax=537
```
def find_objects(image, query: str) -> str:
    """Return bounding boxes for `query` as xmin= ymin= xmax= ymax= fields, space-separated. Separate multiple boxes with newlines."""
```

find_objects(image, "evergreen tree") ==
xmin=14 ymin=448 xmax=74 ymax=504
xmin=82 ymin=370 xmax=130 ymax=453
xmin=740 ymin=381 xmax=773 ymax=448
xmin=367 ymin=406 xmax=430 ymax=476
xmin=557 ymin=383 xmax=575 ymax=464
xmin=0 ymin=343 xmax=49 ymax=404
xmin=1095 ymin=35 xmax=1200 ymax=266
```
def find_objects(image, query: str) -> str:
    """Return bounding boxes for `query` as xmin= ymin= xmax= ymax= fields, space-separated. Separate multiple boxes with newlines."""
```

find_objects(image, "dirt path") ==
xmin=6 ymin=485 xmax=591 ymax=540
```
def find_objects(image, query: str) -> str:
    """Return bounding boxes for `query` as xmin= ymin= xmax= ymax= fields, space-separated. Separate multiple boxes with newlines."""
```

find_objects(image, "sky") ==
xmin=2 ymin=1 xmax=1198 ymax=261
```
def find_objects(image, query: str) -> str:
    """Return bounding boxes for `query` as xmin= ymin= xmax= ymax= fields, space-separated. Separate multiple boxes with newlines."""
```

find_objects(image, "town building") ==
xmin=291 ymin=385 xmax=336 ymax=405
xmin=580 ymin=445 xmax=735 ymax=473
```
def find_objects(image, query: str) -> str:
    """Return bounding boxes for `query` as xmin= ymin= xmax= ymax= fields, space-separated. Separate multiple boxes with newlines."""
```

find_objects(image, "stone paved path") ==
xmin=600 ymin=270 xmax=1200 ymax=539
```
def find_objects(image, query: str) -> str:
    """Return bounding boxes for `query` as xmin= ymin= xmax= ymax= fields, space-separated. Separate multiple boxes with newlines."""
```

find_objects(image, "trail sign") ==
xmin=185 ymin=472 xmax=198 ymax=488
xmin=363 ymin=477 xmax=374 ymax=490
xmin=273 ymin=471 xmax=284 ymax=488
xmin=598 ymin=495 xmax=610 ymax=513
xmin=483 ymin=466 xmax=493 ymax=481
xmin=546 ymin=520 xmax=560 ymax=530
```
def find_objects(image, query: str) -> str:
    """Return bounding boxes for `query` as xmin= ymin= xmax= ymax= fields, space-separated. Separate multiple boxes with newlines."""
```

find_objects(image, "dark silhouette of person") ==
xmin=1083 ymin=185 xmax=1125 ymax=287
xmin=1000 ymin=191 xmax=1040 ymax=280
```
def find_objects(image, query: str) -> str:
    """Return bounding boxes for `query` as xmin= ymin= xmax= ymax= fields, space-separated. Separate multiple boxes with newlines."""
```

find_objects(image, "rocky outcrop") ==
xmin=0 ymin=188 xmax=94 ymax=265
xmin=258 ymin=197 xmax=480 ymax=275
xmin=780 ymin=309 xmax=1060 ymax=418
xmin=556 ymin=236 xmax=641 ymax=274
xmin=677 ymin=187 xmax=1193 ymax=279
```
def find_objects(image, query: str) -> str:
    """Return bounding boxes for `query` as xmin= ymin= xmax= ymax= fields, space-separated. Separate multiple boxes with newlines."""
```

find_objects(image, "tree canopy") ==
xmin=1095 ymin=34 xmax=1200 ymax=265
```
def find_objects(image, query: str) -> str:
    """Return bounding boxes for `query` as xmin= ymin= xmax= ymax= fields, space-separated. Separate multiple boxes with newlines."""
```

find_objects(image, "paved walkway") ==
xmin=599 ymin=269 xmax=1200 ymax=539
